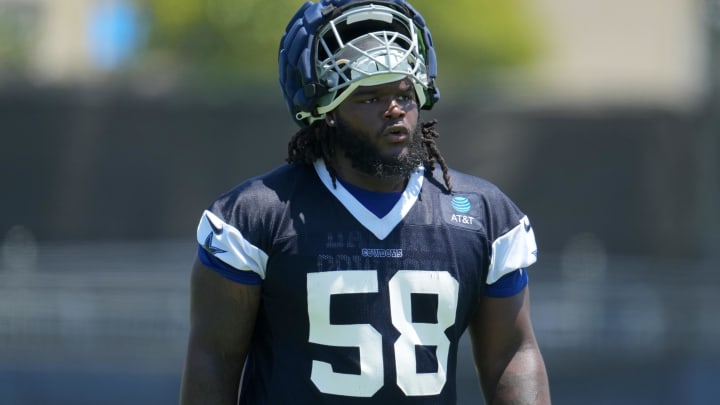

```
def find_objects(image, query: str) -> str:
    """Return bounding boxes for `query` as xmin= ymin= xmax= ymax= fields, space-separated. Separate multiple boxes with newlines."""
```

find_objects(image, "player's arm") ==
xmin=179 ymin=258 xmax=261 ymax=405
xmin=468 ymin=286 xmax=551 ymax=405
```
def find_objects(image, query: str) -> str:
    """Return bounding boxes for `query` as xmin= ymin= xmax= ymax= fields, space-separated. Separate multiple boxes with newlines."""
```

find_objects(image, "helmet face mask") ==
xmin=279 ymin=0 xmax=439 ymax=127
xmin=310 ymin=4 xmax=429 ymax=120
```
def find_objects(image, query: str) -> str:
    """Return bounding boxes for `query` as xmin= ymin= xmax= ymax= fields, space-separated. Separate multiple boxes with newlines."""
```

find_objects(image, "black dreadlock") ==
xmin=286 ymin=119 xmax=452 ymax=193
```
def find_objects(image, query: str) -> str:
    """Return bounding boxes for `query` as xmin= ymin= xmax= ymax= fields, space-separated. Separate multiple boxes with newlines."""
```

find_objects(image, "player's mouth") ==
xmin=383 ymin=124 xmax=410 ymax=142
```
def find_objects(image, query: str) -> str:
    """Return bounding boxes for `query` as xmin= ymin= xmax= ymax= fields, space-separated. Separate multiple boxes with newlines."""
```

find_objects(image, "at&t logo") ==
xmin=450 ymin=196 xmax=475 ymax=225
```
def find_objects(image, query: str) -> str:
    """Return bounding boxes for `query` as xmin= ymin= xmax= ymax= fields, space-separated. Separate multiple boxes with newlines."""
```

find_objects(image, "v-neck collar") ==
xmin=313 ymin=159 xmax=424 ymax=240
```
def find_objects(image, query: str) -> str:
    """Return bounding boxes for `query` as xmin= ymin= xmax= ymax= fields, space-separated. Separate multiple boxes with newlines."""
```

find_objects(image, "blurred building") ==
xmin=1 ymin=0 xmax=142 ymax=84
xmin=0 ymin=0 xmax=708 ymax=108
xmin=527 ymin=0 xmax=707 ymax=110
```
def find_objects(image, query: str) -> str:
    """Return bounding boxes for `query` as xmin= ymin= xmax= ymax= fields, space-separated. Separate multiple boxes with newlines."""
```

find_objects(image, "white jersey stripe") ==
xmin=197 ymin=210 xmax=269 ymax=279
xmin=487 ymin=215 xmax=537 ymax=284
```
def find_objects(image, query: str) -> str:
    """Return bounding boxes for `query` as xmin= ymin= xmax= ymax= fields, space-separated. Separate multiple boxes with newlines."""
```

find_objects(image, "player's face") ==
xmin=331 ymin=79 xmax=424 ymax=178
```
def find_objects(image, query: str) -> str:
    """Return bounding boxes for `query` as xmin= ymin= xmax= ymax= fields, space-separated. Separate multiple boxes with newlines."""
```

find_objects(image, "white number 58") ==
xmin=307 ymin=270 xmax=459 ymax=397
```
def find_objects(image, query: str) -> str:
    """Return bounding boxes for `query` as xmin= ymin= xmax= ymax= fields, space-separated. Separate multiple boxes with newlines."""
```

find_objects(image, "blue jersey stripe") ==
xmin=484 ymin=268 xmax=528 ymax=298
xmin=197 ymin=245 xmax=262 ymax=285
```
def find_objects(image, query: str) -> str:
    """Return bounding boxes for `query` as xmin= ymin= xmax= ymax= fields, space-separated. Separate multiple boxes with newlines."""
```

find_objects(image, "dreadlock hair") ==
xmin=286 ymin=119 xmax=453 ymax=193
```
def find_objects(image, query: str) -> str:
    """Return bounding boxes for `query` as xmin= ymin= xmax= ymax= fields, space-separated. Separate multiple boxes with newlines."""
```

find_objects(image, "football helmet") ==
xmin=279 ymin=0 xmax=439 ymax=126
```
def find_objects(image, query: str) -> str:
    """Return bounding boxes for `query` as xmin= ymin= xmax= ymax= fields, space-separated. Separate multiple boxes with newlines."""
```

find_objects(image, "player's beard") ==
xmin=332 ymin=119 xmax=425 ymax=178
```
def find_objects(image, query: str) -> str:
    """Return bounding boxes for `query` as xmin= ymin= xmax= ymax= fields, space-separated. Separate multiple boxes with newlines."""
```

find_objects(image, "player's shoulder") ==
xmin=209 ymin=163 xmax=316 ymax=213
xmin=426 ymin=164 xmax=507 ymax=199
xmin=425 ymin=165 xmax=526 ymax=226
xmin=450 ymin=168 xmax=501 ymax=192
xmin=228 ymin=162 xmax=311 ymax=192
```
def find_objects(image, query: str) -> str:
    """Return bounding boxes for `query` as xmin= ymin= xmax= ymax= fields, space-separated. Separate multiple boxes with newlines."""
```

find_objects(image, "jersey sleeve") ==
xmin=196 ymin=209 xmax=269 ymax=283
xmin=481 ymin=210 xmax=536 ymax=297
xmin=487 ymin=214 xmax=537 ymax=284
xmin=475 ymin=179 xmax=538 ymax=295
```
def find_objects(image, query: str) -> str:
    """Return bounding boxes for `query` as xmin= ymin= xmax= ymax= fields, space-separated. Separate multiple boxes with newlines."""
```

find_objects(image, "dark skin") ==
xmin=325 ymin=78 xmax=420 ymax=193
xmin=470 ymin=289 xmax=551 ymax=404
xmin=180 ymin=79 xmax=551 ymax=404
xmin=179 ymin=259 xmax=260 ymax=404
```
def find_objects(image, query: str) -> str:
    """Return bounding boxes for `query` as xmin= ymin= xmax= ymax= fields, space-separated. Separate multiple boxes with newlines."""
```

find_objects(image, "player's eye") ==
xmin=398 ymin=92 xmax=416 ymax=102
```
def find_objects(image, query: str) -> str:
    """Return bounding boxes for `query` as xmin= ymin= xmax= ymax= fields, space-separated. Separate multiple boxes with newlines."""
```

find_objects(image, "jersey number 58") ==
xmin=307 ymin=270 xmax=460 ymax=397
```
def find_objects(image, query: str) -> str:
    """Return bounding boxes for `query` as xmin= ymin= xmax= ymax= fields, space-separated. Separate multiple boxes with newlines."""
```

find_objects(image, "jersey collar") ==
xmin=313 ymin=159 xmax=424 ymax=240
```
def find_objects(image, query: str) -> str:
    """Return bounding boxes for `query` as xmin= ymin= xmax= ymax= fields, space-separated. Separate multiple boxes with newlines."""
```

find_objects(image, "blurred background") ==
xmin=1 ymin=0 xmax=719 ymax=403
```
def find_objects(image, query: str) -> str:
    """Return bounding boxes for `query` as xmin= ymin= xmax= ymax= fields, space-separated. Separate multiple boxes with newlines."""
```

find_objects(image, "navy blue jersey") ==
xmin=195 ymin=160 xmax=537 ymax=404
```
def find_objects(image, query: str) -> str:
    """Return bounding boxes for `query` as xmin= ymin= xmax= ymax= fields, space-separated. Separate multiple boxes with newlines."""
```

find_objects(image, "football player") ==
xmin=180 ymin=1 xmax=551 ymax=404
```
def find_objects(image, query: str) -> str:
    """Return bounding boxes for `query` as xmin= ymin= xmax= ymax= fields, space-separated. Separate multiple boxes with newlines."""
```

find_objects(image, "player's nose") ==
xmin=384 ymin=99 xmax=406 ymax=119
